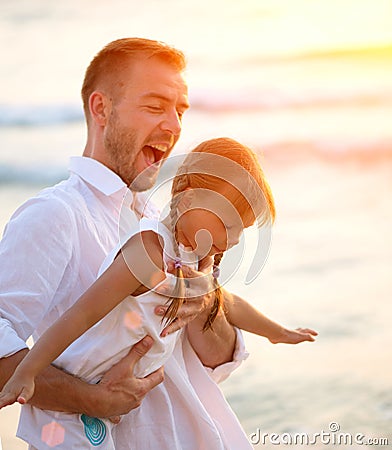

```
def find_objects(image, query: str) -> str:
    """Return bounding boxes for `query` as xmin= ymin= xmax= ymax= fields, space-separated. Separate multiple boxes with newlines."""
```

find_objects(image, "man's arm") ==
xmin=0 ymin=349 xmax=102 ymax=414
xmin=0 ymin=338 xmax=164 ymax=417
xmin=156 ymin=264 xmax=237 ymax=368
xmin=185 ymin=306 xmax=236 ymax=369
xmin=157 ymin=297 xmax=237 ymax=369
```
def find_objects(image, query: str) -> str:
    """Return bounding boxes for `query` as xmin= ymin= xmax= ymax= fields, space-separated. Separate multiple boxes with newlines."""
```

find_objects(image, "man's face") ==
xmin=103 ymin=56 xmax=189 ymax=190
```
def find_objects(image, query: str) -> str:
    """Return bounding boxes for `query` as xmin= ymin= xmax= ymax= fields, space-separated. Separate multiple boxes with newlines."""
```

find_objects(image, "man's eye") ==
xmin=147 ymin=105 xmax=163 ymax=113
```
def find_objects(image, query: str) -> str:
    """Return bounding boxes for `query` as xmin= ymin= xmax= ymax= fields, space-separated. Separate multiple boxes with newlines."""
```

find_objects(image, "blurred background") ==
xmin=0 ymin=0 xmax=391 ymax=448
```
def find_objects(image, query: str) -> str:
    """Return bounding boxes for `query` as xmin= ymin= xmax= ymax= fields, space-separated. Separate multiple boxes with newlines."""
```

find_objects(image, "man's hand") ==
xmin=0 ymin=337 xmax=163 ymax=420
xmin=155 ymin=262 xmax=237 ymax=368
xmin=155 ymin=263 xmax=215 ymax=337
xmin=91 ymin=336 xmax=164 ymax=421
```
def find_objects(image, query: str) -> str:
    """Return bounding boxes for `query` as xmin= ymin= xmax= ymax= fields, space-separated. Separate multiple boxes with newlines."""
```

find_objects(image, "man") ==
xmin=0 ymin=38 xmax=246 ymax=449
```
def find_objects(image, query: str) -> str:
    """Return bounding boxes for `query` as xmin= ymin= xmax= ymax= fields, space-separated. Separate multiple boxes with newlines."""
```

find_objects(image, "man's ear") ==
xmin=176 ymin=188 xmax=194 ymax=213
xmin=88 ymin=91 xmax=111 ymax=126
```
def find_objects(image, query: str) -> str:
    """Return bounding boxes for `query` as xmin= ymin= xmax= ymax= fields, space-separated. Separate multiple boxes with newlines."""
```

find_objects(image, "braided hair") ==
xmin=163 ymin=137 xmax=276 ymax=331
xmin=201 ymin=252 xmax=224 ymax=332
xmin=162 ymin=174 xmax=188 ymax=328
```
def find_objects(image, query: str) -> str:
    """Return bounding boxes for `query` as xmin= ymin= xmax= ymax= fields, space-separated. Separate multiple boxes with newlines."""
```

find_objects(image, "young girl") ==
xmin=0 ymin=138 xmax=316 ymax=449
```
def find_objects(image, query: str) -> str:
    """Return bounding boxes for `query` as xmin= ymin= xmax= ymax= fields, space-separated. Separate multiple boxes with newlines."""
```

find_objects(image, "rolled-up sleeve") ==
xmin=0 ymin=317 xmax=28 ymax=357
xmin=205 ymin=328 xmax=249 ymax=384
xmin=0 ymin=195 xmax=74 ymax=358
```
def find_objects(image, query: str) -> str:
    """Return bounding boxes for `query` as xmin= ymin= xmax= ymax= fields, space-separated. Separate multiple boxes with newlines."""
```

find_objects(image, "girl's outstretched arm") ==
xmin=0 ymin=231 xmax=165 ymax=409
xmin=223 ymin=290 xmax=318 ymax=344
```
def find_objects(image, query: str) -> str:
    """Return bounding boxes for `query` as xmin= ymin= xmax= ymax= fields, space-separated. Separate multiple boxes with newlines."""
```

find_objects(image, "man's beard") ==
xmin=104 ymin=117 xmax=138 ymax=186
xmin=104 ymin=118 xmax=159 ymax=191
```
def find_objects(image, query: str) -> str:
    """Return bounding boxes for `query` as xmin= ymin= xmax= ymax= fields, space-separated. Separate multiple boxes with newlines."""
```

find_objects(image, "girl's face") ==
xmin=175 ymin=190 xmax=244 ymax=258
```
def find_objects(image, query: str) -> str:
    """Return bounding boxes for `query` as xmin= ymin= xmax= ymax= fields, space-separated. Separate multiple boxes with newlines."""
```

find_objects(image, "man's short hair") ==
xmin=81 ymin=37 xmax=186 ymax=121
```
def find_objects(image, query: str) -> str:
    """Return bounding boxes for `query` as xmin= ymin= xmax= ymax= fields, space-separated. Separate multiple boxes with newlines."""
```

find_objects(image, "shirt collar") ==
xmin=69 ymin=156 xmax=127 ymax=196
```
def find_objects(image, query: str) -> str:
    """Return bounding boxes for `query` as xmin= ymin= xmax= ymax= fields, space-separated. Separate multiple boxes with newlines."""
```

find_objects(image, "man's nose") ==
xmin=160 ymin=110 xmax=182 ymax=136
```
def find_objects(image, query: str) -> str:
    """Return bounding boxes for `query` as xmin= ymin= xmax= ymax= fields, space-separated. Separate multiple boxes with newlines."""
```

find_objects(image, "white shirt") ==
xmin=0 ymin=156 xmax=250 ymax=449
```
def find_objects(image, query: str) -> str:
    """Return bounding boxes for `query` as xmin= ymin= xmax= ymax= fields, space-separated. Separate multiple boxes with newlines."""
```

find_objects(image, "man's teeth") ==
xmin=143 ymin=144 xmax=169 ymax=166
xmin=149 ymin=144 xmax=168 ymax=152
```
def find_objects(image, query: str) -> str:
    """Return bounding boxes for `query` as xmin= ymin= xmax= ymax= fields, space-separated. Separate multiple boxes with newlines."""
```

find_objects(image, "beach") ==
xmin=222 ymin=149 xmax=392 ymax=446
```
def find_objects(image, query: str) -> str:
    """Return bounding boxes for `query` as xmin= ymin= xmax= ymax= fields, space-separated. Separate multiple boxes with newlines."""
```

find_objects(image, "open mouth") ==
xmin=142 ymin=144 xmax=168 ymax=167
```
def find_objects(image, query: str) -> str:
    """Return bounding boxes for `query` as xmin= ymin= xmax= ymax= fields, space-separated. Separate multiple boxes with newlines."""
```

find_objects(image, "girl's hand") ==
xmin=268 ymin=327 xmax=318 ymax=345
xmin=0 ymin=371 xmax=35 ymax=409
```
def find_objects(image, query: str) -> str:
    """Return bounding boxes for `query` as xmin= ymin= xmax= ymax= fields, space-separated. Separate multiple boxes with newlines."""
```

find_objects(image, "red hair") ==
xmin=164 ymin=137 xmax=275 ymax=331
xmin=81 ymin=37 xmax=186 ymax=121
xmin=172 ymin=137 xmax=275 ymax=226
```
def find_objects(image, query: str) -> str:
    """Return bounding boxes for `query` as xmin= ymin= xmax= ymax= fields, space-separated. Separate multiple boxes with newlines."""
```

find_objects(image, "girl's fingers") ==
xmin=17 ymin=395 xmax=27 ymax=404
xmin=0 ymin=392 xmax=17 ymax=409
xmin=297 ymin=328 xmax=318 ymax=336
xmin=16 ymin=385 xmax=33 ymax=404
xmin=304 ymin=333 xmax=315 ymax=342
xmin=109 ymin=415 xmax=122 ymax=424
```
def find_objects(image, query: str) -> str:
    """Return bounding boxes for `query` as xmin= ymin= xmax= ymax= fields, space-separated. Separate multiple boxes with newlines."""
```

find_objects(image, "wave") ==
xmin=189 ymin=88 xmax=392 ymax=112
xmin=0 ymin=104 xmax=84 ymax=127
xmin=1 ymin=137 xmax=391 ymax=189
xmin=1 ymin=86 xmax=391 ymax=128
xmin=0 ymin=164 xmax=68 ymax=186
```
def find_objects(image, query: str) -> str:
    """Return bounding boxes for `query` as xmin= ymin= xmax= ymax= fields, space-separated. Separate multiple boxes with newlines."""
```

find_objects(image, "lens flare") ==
xmin=41 ymin=421 xmax=65 ymax=447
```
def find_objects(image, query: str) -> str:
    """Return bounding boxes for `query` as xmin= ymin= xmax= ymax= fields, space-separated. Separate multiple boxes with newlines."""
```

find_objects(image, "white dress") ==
xmin=52 ymin=218 xmax=181 ymax=384
xmin=18 ymin=218 xmax=252 ymax=450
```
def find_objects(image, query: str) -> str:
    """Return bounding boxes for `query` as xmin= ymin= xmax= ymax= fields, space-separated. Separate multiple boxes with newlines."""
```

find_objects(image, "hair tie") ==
xmin=212 ymin=265 xmax=220 ymax=279
xmin=174 ymin=259 xmax=182 ymax=269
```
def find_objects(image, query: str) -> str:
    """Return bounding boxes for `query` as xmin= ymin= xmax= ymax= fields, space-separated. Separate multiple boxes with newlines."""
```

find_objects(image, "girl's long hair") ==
xmin=163 ymin=137 xmax=275 ymax=331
